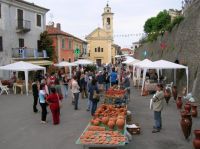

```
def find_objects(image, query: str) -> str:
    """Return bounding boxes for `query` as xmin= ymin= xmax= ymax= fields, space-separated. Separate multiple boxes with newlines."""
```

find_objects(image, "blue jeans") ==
xmin=87 ymin=98 xmax=92 ymax=110
xmin=104 ymin=83 xmax=110 ymax=91
xmin=63 ymin=85 xmax=68 ymax=99
xmin=73 ymin=93 xmax=79 ymax=110
xmin=154 ymin=111 xmax=162 ymax=129
xmin=91 ymin=101 xmax=97 ymax=115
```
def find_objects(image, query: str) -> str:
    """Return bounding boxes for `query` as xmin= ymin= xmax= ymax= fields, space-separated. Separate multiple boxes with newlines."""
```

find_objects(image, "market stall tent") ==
xmin=140 ymin=60 xmax=188 ymax=95
xmin=54 ymin=61 xmax=77 ymax=78
xmin=0 ymin=61 xmax=46 ymax=95
xmin=74 ymin=59 xmax=93 ymax=65
xmin=132 ymin=59 xmax=153 ymax=84
xmin=122 ymin=56 xmax=137 ymax=64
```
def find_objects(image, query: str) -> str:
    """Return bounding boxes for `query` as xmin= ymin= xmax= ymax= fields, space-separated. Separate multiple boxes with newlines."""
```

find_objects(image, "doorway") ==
xmin=96 ymin=59 xmax=102 ymax=67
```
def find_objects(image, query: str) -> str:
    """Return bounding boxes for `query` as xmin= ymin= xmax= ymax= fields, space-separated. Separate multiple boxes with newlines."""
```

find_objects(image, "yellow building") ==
xmin=86 ymin=4 xmax=119 ymax=66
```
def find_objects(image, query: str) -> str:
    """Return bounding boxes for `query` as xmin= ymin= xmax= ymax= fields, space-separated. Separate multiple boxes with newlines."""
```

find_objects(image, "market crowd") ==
xmin=32 ymin=64 xmax=131 ymax=125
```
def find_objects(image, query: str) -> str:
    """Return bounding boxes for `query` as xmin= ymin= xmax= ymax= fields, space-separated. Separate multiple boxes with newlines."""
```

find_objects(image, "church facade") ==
xmin=86 ymin=4 xmax=120 ymax=66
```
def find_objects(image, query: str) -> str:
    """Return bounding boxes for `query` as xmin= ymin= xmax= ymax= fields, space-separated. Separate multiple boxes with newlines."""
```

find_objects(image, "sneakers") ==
xmin=152 ymin=129 xmax=160 ymax=133
xmin=40 ymin=121 xmax=47 ymax=124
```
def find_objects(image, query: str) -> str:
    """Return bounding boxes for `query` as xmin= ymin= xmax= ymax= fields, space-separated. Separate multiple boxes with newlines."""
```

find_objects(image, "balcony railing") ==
xmin=16 ymin=20 xmax=31 ymax=33
xmin=12 ymin=48 xmax=48 ymax=59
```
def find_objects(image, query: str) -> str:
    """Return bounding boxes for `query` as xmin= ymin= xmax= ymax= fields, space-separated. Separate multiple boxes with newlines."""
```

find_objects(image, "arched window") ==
xmin=95 ymin=48 xmax=97 ymax=52
xmin=107 ymin=18 xmax=110 ymax=25
xmin=101 ymin=48 xmax=103 ymax=52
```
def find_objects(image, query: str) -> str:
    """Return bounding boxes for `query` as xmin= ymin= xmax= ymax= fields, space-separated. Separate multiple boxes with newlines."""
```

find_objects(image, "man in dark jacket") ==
xmin=32 ymin=79 xmax=39 ymax=113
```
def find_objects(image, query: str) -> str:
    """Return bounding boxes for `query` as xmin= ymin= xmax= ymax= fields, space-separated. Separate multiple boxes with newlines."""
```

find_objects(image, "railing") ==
xmin=12 ymin=48 xmax=48 ymax=59
xmin=16 ymin=19 xmax=31 ymax=32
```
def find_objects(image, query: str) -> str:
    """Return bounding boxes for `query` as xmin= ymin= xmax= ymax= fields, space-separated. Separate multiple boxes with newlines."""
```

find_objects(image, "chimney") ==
xmin=57 ymin=23 xmax=61 ymax=30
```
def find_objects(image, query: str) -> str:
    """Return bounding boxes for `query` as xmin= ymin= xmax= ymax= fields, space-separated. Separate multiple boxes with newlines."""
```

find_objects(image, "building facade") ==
xmin=121 ymin=48 xmax=133 ymax=55
xmin=47 ymin=23 xmax=87 ymax=63
xmin=0 ymin=0 xmax=49 ymax=78
xmin=86 ymin=4 xmax=119 ymax=66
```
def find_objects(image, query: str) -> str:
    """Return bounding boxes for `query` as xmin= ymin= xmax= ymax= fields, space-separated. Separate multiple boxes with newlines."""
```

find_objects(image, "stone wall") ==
xmin=135 ymin=0 xmax=200 ymax=101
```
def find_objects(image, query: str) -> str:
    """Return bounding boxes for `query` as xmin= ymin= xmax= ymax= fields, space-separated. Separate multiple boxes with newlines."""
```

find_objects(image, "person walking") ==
xmin=38 ymin=83 xmax=47 ymax=124
xmin=46 ymin=87 xmax=63 ymax=125
xmin=88 ymin=77 xmax=99 ymax=116
xmin=110 ymin=68 xmax=118 ymax=86
xmin=32 ymin=79 xmax=39 ymax=113
xmin=71 ymin=76 xmax=80 ymax=110
xmin=152 ymin=84 xmax=165 ymax=133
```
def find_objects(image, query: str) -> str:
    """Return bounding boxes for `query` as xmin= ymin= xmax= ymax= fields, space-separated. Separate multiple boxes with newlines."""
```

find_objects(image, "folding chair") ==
xmin=0 ymin=80 xmax=9 ymax=95
xmin=165 ymin=82 xmax=173 ymax=94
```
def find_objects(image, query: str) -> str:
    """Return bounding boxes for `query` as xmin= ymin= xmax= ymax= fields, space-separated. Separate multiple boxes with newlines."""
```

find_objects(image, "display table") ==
xmin=13 ymin=83 xmax=24 ymax=95
xmin=144 ymin=81 xmax=157 ymax=92
xmin=76 ymin=104 xmax=127 ymax=149
xmin=76 ymin=123 xmax=126 ymax=149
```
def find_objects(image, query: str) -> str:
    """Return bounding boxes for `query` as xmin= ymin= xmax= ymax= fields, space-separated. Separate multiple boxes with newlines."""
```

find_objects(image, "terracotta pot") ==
xmin=184 ymin=102 xmax=191 ymax=113
xmin=176 ymin=96 xmax=183 ymax=109
xmin=180 ymin=112 xmax=192 ymax=139
xmin=102 ymin=117 xmax=109 ymax=125
xmin=172 ymin=86 xmax=177 ymax=101
xmin=93 ymin=120 xmax=100 ymax=126
xmin=192 ymin=105 xmax=198 ymax=117
xmin=107 ymin=120 xmax=115 ymax=130
xmin=193 ymin=130 xmax=200 ymax=149
xmin=116 ymin=119 xmax=125 ymax=130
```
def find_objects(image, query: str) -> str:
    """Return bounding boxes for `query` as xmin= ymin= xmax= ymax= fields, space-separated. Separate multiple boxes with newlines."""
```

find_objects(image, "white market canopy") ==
xmin=54 ymin=61 xmax=77 ymax=78
xmin=122 ymin=56 xmax=137 ymax=64
xmin=115 ymin=55 xmax=122 ymax=58
xmin=54 ymin=61 xmax=77 ymax=67
xmin=132 ymin=59 xmax=153 ymax=80
xmin=0 ymin=61 xmax=46 ymax=95
xmin=140 ymin=60 xmax=188 ymax=95
xmin=74 ymin=59 xmax=93 ymax=65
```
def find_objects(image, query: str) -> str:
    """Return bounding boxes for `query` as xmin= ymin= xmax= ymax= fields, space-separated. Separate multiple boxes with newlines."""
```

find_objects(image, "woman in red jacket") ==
xmin=46 ymin=87 xmax=63 ymax=125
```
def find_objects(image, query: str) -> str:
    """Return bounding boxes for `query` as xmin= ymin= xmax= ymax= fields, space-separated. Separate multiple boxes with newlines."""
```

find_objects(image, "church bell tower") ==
xmin=102 ymin=3 xmax=114 ymax=39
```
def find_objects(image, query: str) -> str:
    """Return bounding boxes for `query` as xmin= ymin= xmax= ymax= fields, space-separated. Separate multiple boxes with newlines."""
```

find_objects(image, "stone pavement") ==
xmin=0 ymin=85 xmax=199 ymax=149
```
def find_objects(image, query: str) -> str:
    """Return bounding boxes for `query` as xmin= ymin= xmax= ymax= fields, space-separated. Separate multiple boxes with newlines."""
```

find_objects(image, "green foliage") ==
xmin=38 ymin=31 xmax=55 ymax=61
xmin=144 ymin=17 xmax=157 ymax=33
xmin=143 ymin=10 xmax=185 ymax=43
xmin=155 ymin=10 xmax=171 ymax=31
xmin=144 ymin=10 xmax=171 ymax=34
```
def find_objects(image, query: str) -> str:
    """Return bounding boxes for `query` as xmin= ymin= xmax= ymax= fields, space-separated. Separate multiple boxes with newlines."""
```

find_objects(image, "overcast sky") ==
xmin=28 ymin=0 xmax=182 ymax=48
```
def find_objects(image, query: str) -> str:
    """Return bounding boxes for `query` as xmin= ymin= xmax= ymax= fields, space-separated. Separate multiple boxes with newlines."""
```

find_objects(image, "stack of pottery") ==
xmin=193 ymin=130 xmax=200 ymax=149
xmin=180 ymin=111 xmax=192 ymax=139
xmin=176 ymin=96 xmax=183 ymax=109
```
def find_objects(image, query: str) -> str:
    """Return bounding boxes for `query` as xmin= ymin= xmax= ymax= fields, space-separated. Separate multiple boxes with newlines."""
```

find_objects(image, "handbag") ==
xmin=93 ymin=90 xmax=100 ymax=102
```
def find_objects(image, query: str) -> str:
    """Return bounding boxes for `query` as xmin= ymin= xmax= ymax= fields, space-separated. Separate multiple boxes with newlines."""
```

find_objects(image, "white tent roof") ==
xmin=0 ymin=61 xmax=46 ymax=95
xmin=54 ymin=61 xmax=77 ymax=67
xmin=127 ymin=59 xmax=141 ymax=65
xmin=141 ymin=60 xmax=187 ymax=69
xmin=140 ymin=59 xmax=188 ymax=95
xmin=133 ymin=59 xmax=152 ymax=67
xmin=115 ymin=55 xmax=122 ymax=58
xmin=74 ymin=59 xmax=93 ymax=65
xmin=0 ymin=61 xmax=45 ymax=71
xmin=122 ymin=56 xmax=136 ymax=64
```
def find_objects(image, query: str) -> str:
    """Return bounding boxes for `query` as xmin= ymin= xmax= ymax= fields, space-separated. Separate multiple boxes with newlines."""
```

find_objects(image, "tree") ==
xmin=38 ymin=31 xmax=56 ymax=61
xmin=155 ymin=10 xmax=171 ymax=31
xmin=144 ymin=17 xmax=157 ymax=33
